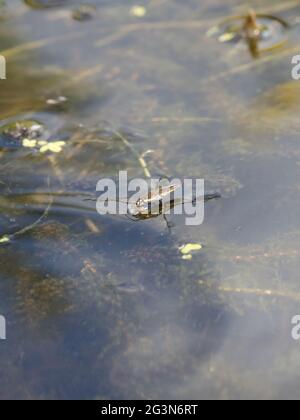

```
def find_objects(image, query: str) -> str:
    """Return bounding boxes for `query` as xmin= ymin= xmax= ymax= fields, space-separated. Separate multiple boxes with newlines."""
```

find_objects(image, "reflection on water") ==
xmin=1 ymin=0 xmax=300 ymax=400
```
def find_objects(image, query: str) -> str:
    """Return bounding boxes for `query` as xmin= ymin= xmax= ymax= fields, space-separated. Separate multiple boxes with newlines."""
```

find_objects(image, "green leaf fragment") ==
xmin=39 ymin=141 xmax=66 ymax=154
xmin=179 ymin=243 xmax=203 ymax=260
xmin=22 ymin=139 xmax=67 ymax=153
xmin=179 ymin=243 xmax=202 ymax=255
xmin=182 ymin=254 xmax=193 ymax=261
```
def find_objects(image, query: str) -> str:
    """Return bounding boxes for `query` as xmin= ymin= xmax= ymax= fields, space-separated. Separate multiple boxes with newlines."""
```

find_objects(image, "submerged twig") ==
xmin=114 ymin=130 xmax=152 ymax=178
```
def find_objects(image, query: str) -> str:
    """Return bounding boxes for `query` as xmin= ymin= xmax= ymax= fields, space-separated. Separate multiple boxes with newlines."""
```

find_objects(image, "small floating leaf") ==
xmin=39 ymin=141 xmax=66 ymax=154
xmin=179 ymin=243 xmax=203 ymax=255
xmin=182 ymin=254 xmax=193 ymax=261
xmin=0 ymin=120 xmax=44 ymax=142
xmin=22 ymin=139 xmax=38 ymax=148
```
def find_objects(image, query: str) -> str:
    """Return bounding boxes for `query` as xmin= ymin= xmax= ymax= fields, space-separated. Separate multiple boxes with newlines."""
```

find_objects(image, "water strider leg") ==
xmin=163 ymin=214 xmax=175 ymax=234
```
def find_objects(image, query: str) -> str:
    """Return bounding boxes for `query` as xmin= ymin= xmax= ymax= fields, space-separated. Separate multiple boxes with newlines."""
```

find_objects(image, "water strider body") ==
xmin=127 ymin=184 xmax=221 ymax=222
xmin=83 ymin=176 xmax=221 ymax=230
xmin=123 ymin=178 xmax=221 ymax=230
xmin=241 ymin=10 xmax=274 ymax=58
xmin=127 ymin=182 xmax=182 ymax=220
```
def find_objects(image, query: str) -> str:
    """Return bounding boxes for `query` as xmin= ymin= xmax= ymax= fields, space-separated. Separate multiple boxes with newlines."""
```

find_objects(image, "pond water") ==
xmin=1 ymin=0 xmax=300 ymax=400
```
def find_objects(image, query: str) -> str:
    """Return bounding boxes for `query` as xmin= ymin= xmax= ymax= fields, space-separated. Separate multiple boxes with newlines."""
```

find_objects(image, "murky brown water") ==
xmin=1 ymin=0 xmax=300 ymax=400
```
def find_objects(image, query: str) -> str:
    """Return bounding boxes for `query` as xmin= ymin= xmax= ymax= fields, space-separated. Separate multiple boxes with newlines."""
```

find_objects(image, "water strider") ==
xmin=126 ymin=180 xmax=221 ymax=225
xmin=208 ymin=9 xmax=290 ymax=58
xmin=88 ymin=175 xmax=221 ymax=231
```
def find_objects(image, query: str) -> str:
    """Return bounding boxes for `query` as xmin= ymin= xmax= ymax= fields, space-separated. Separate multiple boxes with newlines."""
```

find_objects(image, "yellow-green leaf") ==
xmin=0 ymin=236 xmax=10 ymax=244
xmin=182 ymin=254 xmax=193 ymax=261
xmin=22 ymin=139 xmax=37 ymax=148
xmin=179 ymin=243 xmax=203 ymax=255
xmin=39 ymin=141 xmax=66 ymax=154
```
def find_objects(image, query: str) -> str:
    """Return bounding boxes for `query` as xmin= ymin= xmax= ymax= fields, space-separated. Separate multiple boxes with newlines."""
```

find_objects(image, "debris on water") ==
xmin=0 ymin=120 xmax=45 ymax=150
xmin=182 ymin=254 xmax=192 ymax=261
xmin=0 ymin=235 xmax=10 ymax=245
xmin=115 ymin=282 xmax=145 ymax=294
xmin=0 ymin=119 xmax=67 ymax=153
xmin=23 ymin=139 xmax=67 ymax=153
xmin=46 ymin=96 xmax=68 ymax=106
xmin=72 ymin=4 xmax=96 ymax=22
xmin=179 ymin=243 xmax=203 ymax=260
xmin=130 ymin=5 xmax=147 ymax=18
xmin=1 ymin=120 xmax=44 ymax=141
xmin=208 ymin=10 xmax=289 ymax=57
xmin=84 ymin=218 xmax=101 ymax=234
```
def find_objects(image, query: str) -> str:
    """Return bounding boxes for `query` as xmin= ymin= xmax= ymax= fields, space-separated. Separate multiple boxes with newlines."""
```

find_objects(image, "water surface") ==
xmin=1 ymin=0 xmax=300 ymax=400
